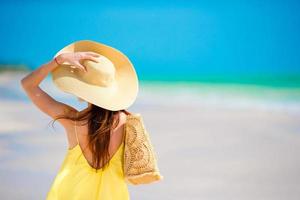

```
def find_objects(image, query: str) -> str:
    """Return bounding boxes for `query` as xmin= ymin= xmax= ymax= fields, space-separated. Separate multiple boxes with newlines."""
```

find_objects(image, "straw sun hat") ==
xmin=51 ymin=40 xmax=139 ymax=111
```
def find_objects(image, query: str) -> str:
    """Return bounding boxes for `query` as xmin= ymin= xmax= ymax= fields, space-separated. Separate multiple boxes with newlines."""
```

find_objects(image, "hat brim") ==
xmin=51 ymin=40 xmax=139 ymax=111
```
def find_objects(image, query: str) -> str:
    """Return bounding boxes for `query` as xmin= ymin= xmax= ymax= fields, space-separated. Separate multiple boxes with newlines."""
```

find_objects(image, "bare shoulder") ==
xmin=114 ymin=111 xmax=127 ymax=130
xmin=59 ymin=108 xmax=79 ymax=130
xmin=121 ymin=110 xmax=139 ymax=123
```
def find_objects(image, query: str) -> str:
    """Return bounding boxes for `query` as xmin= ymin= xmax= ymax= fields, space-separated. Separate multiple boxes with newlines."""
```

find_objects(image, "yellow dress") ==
xmin=46 ymin=121 xmax=130 ymax=200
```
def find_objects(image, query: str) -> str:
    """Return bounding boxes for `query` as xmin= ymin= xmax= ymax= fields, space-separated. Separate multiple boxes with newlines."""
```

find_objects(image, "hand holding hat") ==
xmin=54 ymin=51 xmax=102 ymax=72
xmin=51 ymin=40 xmax=139 ymax=111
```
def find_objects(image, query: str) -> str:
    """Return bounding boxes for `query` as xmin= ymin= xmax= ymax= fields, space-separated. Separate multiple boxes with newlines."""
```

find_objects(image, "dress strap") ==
xmin=75 ymin=113 xmax=79 ymax=145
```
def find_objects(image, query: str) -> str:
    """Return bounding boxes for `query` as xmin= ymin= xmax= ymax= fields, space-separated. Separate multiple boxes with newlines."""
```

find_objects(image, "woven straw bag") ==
xmin=123 ymin=113 xmax=163 ymax=185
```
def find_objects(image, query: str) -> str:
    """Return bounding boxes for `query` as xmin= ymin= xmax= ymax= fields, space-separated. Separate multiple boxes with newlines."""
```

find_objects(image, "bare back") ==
xmin=65 ymin=111 xmax=127 ymax=168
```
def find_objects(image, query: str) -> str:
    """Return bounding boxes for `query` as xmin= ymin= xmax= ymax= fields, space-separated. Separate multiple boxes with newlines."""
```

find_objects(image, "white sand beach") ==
xmin=0 ymin=71 xmax=300 ymax=200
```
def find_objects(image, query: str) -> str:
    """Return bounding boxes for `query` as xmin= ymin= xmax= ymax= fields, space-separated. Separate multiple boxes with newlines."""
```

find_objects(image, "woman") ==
xmin=20 ymin=40 xmax=139 ymax=199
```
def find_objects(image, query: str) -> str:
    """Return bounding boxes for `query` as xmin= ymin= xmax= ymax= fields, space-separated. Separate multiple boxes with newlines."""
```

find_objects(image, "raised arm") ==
xmin=20 ymin=51 xmax=100 ymax=128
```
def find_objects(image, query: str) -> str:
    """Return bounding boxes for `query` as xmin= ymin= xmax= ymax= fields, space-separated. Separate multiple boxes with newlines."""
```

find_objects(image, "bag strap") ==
xmin=75 ymin=113 xmax=79 ymax=146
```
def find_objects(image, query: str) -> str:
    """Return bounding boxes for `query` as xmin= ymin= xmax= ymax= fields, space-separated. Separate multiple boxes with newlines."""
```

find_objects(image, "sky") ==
xmin=0 ymin=0 xmax=299 ymax=81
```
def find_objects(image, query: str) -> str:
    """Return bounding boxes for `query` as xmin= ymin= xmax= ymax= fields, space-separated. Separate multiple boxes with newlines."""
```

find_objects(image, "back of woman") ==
xmin=46 ymin=109 xmax=131 ymax=200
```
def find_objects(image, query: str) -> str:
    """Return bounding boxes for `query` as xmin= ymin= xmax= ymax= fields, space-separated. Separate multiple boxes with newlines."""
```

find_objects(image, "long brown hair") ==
xmin=51 ymin=104 xmax=131 ymax=172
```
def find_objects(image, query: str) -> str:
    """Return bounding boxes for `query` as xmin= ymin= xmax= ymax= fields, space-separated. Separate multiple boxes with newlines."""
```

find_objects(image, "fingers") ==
xmin=83 ymin=55 xmax=100 ymax=63
xmin=69 ymin=52 xmax=102 ymax=72
xmin=75 ymin=61 xmax=87 ymax=72
xmin=74 ymin=53 xmax=83 ymax=60
xmin=85 ymin=51 xmax=101 ymax=57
